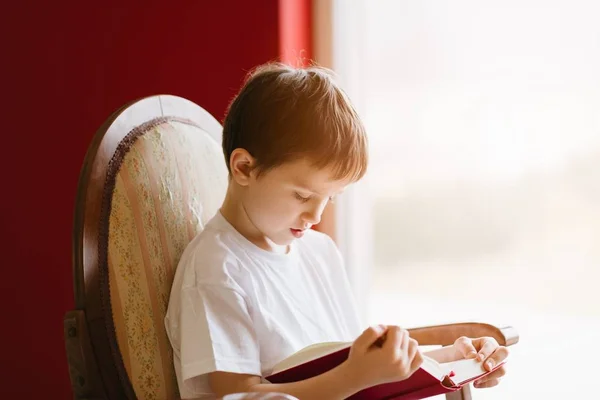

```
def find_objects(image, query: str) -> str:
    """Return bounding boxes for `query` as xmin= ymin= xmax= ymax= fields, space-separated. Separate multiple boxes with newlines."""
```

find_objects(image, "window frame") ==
xmin=312 ymin=0 xmax=372 ymax=324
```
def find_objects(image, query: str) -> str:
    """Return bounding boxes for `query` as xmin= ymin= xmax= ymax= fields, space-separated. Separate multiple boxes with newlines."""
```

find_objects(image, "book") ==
xmin=265 ymin=341 xmax=504 ymax=400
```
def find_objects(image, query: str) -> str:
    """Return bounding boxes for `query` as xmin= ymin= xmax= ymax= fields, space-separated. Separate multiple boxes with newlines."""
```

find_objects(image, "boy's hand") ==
xmin=453 ymin=336 xmax=509 ymax=389
xmin=345 ymin=325 xmax=423 ymax=389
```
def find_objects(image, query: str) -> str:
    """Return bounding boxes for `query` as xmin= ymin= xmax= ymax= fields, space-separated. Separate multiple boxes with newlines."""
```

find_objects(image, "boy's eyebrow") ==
xmin=294 ymin=184 xmax=321 ymax=195
xmin=295 ymin=184 xmax=345 ymax=196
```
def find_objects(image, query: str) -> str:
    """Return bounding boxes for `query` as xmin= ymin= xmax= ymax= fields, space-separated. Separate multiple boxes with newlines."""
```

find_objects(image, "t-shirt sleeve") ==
xmin=178 ymin=282 xmax=261 ymax=393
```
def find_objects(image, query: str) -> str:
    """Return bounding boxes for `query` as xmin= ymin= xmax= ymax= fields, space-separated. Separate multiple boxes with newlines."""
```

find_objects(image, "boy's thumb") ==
xmin=354 ymin=325 xmax=387 ymax=352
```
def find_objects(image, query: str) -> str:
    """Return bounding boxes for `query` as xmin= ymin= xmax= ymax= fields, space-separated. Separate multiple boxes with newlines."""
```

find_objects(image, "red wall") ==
xmin=279 ymin=0 xmax=313 ymax=65
xmin=0 ymin=2 xmax=288 ymax=398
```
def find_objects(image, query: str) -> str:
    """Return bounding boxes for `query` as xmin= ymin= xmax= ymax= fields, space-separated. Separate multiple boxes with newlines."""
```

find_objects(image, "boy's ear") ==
xmin=230 ymin=148 xmax=256 ymax=186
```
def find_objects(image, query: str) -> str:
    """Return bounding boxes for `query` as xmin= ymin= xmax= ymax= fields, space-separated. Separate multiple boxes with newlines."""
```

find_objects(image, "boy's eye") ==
xmin=294 ymin=192 xmax=311 ymax=203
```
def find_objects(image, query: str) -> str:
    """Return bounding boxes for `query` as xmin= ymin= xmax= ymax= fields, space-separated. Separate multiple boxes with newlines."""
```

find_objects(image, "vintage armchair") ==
xmin=63 ymin=95 xmax=519 ymax=400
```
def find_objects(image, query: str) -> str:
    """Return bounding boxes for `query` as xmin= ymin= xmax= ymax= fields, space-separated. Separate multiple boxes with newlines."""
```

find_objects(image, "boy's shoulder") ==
xmin=185 ymin=222 xmax=239 ymax=263
xmin=177 ymin=215 xmax=245 ymax=287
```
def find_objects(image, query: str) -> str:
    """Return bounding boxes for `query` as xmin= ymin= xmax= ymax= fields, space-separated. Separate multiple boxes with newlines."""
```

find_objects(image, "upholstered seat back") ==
xmin=104 ymin=116 xmax=227 ymax=399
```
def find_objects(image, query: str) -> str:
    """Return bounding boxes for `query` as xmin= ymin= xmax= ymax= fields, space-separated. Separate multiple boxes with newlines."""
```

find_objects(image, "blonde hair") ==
xmin=222 ymin=62 xmax=368 ymax=182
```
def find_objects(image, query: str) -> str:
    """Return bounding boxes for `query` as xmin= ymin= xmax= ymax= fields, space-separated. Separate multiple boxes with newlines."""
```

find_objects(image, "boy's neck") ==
xmin=220 ymin=187 xmax=289 ymax=254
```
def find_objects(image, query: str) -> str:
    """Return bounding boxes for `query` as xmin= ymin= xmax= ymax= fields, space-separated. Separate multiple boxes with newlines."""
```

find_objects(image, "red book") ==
xmin=265 ymin=342 xmax=504 ymax=400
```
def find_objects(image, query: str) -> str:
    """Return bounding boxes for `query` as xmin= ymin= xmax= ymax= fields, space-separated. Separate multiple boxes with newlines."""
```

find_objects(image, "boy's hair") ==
xmin=222 ymin=62 xmax=368 ymax=182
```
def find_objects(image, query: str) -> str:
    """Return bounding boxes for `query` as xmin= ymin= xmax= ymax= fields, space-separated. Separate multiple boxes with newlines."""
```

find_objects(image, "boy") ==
xmin=165 ymin=63 xmax=508 ymax=399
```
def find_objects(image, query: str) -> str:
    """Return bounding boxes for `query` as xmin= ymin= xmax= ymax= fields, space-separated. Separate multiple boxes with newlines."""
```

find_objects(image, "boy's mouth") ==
xmin=290 ymin=228 xmax=305 ymax=238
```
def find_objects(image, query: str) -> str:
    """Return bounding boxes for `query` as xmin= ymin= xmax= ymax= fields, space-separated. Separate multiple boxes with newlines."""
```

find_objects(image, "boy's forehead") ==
xmin=279 ymin=159 xmax=330 ymax=178
xmin=278 ymin=159 xmax=347 ymax=191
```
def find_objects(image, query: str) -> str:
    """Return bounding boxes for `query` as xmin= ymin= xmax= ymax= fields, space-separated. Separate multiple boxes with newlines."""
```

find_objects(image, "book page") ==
xmin=271 ymin=342 xmax=351 ymax=375
xmin=443 ymin=358 xmax=488 ymax=386
xmin=419 ymin=355 xmax=450 ymax=381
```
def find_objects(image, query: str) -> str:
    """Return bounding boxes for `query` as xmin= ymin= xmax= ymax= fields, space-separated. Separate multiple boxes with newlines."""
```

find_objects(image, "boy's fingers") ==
xmin=483 ymin=347 xmax=510 ymax=371
xmin=400 ymin=328 xmax=410 ymax=352
xmin=409 ymin=343 xmax=423 ymax=372
xmin=474 ymin=377 xmax=501 ymax=389
xmin=475 ymin=337 xmax=499 ymax=362
xmin=382 ymin=326 xmax=404 ymax=351
xmin=479 ymin=364 xmax=507 ymax=382
xmin=355 ymin=325 xmax=387 ymax=352
xmin=454 ymin=336 xmax=478 ymax=359
xmin=407 ymin=338 xmax=418 ymax=359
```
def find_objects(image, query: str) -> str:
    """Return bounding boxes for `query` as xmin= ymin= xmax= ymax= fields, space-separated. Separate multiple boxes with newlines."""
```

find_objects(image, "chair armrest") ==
xmin=408 ymin=322 xmax=519 ymax=347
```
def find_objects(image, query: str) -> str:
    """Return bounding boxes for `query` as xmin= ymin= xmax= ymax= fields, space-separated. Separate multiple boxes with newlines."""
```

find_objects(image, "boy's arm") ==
xmin=209 ymin=326 xmax=423 ymax=399
xmin=209 ymin=361 xmax=363 ymax=400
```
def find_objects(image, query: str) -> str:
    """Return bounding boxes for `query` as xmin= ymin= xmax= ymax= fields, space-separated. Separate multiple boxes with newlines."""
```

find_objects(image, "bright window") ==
xmin=333 ymin=1 xmax=600 ymax=398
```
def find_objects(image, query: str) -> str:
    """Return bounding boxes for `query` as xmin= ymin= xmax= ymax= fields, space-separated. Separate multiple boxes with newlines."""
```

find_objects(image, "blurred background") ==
xmin=342 ymin=1 xmax=600 ymax=399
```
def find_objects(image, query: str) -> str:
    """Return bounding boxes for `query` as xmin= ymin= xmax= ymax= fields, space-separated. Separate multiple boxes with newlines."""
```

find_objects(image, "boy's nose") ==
xmin=302 ymin=206 xmax=322 ymax=226
xmin=303 ymin=213 xmax=321 ymax=226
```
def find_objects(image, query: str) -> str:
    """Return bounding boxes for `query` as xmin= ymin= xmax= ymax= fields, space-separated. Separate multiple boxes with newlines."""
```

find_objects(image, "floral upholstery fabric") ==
xmin=107 ymin=119 xmax=227 ymax=400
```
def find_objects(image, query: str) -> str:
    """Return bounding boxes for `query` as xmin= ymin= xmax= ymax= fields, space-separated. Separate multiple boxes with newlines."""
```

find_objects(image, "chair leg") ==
xmin=445 ymin=384 xmax=472 ymax=400
xmin=64 ymin=310 xmax=106 ymax=400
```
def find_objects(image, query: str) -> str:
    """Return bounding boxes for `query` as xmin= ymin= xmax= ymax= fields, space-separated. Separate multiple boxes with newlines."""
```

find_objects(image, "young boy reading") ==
xmin=164 ymin=63 xmax=509 ymax=399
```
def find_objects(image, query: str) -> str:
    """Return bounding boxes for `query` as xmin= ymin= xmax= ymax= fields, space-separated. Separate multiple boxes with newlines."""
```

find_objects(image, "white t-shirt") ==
xmin=164 ymin=211 xmax=363 ymax=399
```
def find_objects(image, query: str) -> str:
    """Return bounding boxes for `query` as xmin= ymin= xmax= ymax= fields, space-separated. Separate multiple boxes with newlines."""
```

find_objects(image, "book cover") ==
xmin=265 ymin=343 xmax=503 ymax=400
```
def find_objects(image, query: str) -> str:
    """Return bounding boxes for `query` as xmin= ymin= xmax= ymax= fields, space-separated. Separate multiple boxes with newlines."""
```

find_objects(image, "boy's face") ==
xmin=241 ymin=158 xmax=347 ymax=248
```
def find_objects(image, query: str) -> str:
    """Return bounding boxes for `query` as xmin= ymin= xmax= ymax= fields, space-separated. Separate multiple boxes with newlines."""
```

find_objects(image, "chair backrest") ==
xmin=71 ymin=95 xmax=228 ymax=399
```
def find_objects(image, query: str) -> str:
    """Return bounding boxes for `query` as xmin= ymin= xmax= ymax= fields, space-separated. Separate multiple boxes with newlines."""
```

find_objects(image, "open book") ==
xmin=265 ymin=342 xmax=504 ymax=400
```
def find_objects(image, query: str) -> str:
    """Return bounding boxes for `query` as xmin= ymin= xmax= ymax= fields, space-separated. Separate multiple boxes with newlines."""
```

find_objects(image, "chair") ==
xmin=63 ymin=95 xmax=519 ymax=400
